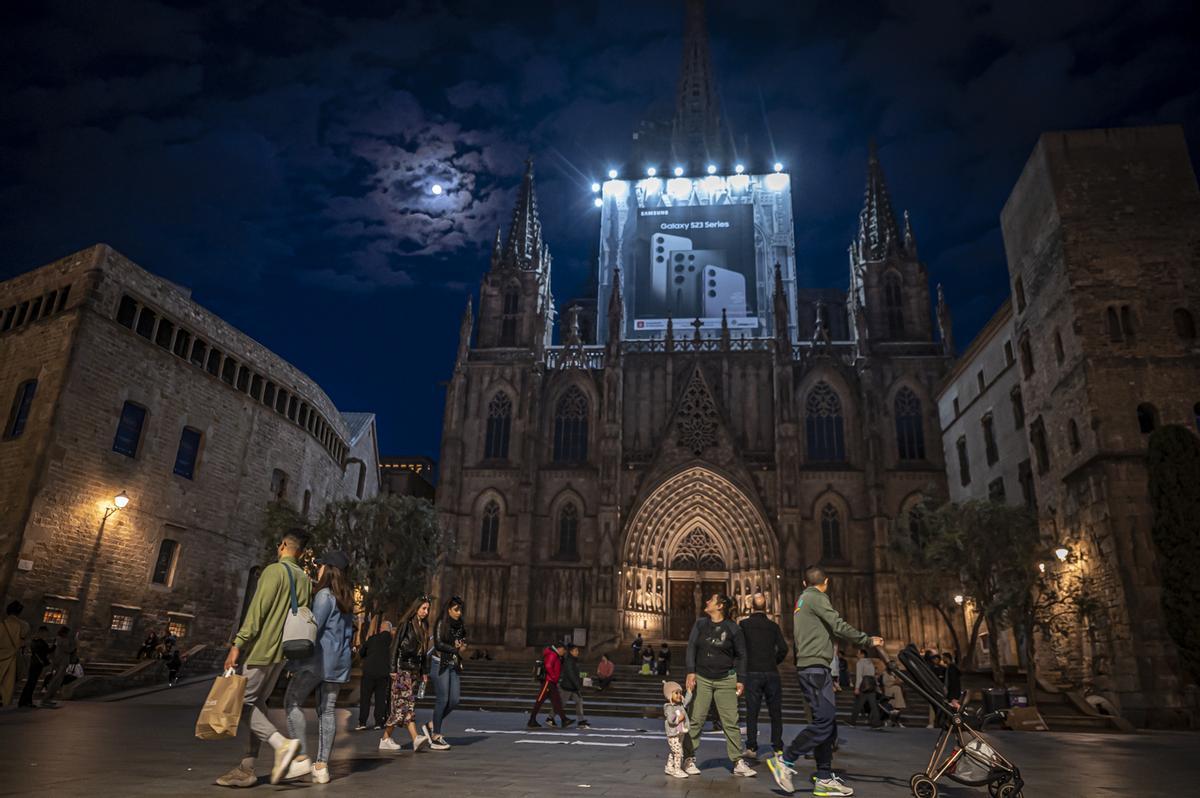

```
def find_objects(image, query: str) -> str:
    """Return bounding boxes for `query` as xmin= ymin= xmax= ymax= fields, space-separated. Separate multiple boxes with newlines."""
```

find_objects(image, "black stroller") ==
xmin=881 ymin=644 xmax=1025 ymax=798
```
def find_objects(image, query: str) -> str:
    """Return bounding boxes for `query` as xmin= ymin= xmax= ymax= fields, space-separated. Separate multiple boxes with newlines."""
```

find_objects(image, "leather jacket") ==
xmin=432 ymin=616 xmax=466 ymax=672
xmin=390 ymin=619 xmax=427 ymax=675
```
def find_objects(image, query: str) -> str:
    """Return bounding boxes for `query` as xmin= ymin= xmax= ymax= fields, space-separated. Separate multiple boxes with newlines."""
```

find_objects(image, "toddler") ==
xmin=662 ymin=680 xmax=695 ymax=778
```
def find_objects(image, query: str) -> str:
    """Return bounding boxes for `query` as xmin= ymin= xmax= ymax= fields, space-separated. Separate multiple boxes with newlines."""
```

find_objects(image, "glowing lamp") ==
xmin=774 ymin=162 xmax=783 ymax=172
xmin=728 ymin=174 xmax=750 ymax=193
xmin=646 ymin=166 xmax=657 ymax=177
xmin=734 ymin=163 xmax=745 ymax=174
xmin=592 ymin=197 xmax=603 ymax=208
xmin=430 ymin=183 xmax=443 ymax=195
xmin=602 ymin=180 xmax=628 ymax=199
xmin=1054 ymin=546 xmax=1069 ymax=562
xmin=1038 ymin=562 xmax=1046 ymax=574
xmin=764 ymin=172 xmax=789 ymax=192
xmin=706 ymin=164 xmax=717 ymax=174
xmin=608 ymin=169 xmax=618 ymax=179
xmin=640 ymin=177 xmax=662 ymax=195
xmin=590 ymin=182 xmax=601 ymax=193
xmin=701 ymin=175 xmax=725 ymax=195
xmin=667 ymin=177 xmax=691 ymax=200
xmin=953 ymin=594 xmax=964 ymax=606
xmin=673 ymin=166 xmax=684 ymax=176
xmin=114 ymin=491 xmax=130 ymax=509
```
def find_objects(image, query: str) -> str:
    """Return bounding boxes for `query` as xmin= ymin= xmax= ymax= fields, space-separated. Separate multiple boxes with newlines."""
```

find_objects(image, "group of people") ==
xmin=213 ymin=529 xmax=467 ymax=788
xmin=137 ymin=628 xmax=186 ymax=685
xmin=1 ymin=600 xmax=79 ymax=709
xmin=630 ymin=635 xmax=672 ymax=675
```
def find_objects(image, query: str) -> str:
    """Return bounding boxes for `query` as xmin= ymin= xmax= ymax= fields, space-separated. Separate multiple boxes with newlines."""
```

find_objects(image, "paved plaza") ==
xmin=1 ymin=680 xmax=1198 ymax=797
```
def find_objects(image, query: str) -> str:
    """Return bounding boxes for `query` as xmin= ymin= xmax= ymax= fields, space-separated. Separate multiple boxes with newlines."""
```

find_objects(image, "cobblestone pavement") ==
xmin=1 ymin=681 xmax=1197 ymax=797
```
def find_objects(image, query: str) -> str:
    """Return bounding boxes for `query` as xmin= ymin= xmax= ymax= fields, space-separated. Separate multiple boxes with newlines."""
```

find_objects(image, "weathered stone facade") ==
xmin=0 ymin=244 xmax=379 ymax=659
xmin=999 ymin=125 xmax=1199 ymax=724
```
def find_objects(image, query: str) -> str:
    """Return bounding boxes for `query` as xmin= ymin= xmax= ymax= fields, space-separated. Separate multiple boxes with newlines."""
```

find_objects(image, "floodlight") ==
xmin=602 ymin=180 xmax=628 ymax=199
xmin=593 ymin=197 xmax=603 ymax=208
xmin=673 ymin=166 xmax=684 ymax=177
xmin=734 ymin=164 xmax=745 ymax=174
xmin=764 ymin=173 xmax=789 ymax=192
xmin=706 ymin=164 xmax=717 ymax=174
xmin=667 ymin=177 xmax=691 ymax=200
xmin=646 ymin=167 xmax=657 ymax=177
xmin=608 ymin=169 xmax=618 ymax=179
xmin=591 ymin=182 xmax=601 ymax=193
xmin=774 ymin=162 xmax=783 ymax=172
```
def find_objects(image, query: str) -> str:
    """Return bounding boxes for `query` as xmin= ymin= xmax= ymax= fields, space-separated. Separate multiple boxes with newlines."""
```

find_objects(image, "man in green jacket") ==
xmin=215 ymin=529 xmax=312 ymax=788
xmin=766 ymin=567 xmax=883 ymax=797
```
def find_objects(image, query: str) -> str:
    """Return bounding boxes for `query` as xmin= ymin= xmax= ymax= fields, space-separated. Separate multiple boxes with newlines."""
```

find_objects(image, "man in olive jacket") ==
xmin=215 ymin=529 xmax=312 ymax=788
xmin=767 ymin=567 xmax=883 ymax=797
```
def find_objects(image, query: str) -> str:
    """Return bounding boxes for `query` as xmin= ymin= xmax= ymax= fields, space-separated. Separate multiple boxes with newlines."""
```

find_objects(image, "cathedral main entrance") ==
xmin=620 ymin=466 xmax=780 ymax=642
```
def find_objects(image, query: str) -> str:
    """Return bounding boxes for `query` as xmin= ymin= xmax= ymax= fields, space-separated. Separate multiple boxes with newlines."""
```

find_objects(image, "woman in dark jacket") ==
xmin=422 ymin=596 xmax=466 ymax=748
xmin=379 ymin=596 xmax=432 ymax=753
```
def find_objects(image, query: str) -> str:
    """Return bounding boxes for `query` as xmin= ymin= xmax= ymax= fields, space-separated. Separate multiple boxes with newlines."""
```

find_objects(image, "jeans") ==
xmin=744 ymin=671 xmax=784 ymax=752
xmin=431 ymin=658 xmax=460 ymax=734
xmin=285 ymin=668 xmax=340 ymax=763
xmin=687 ymin=673 xmax=744 ymax=763
xmin=784 ymin=666 xmax=838 ymax=779
xmin=561 ymin=689 xmax=585 ymax=722
xmin=850 ymin=690 xmax=882 ymax=727
xmin=19 ymin=661 xmax=46 ymax=707
xmin=359 ymin=673 xmax=390 ymax=727
xmin=239 ymin=662 xmax=286 ymax=770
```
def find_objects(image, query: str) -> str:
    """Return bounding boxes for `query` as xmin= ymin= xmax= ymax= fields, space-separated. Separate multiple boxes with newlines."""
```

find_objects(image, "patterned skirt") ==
xmin=386 ymin=670 xmax=417 ymax=727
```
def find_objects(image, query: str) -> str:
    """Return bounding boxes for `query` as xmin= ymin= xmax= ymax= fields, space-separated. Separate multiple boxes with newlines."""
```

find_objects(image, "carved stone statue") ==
xmin=562 ymin=304 xmax=581 ymax=347
xmin=811 ymin=300 xmax=832 ymax=349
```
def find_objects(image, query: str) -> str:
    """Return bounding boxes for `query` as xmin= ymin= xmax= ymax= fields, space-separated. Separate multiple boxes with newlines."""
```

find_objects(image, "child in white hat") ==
xmin=662 ymin=680 xmax=695 ymax=778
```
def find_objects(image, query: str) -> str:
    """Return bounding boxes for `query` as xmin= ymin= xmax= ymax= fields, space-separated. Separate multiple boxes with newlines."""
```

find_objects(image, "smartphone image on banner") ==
xmin=668 ymin=249 xmax=727 ymax=319
xmin=702 ymin=265 xmax=748 ymax=318
xmin=651 ymin=233 xmax=693 ymax=304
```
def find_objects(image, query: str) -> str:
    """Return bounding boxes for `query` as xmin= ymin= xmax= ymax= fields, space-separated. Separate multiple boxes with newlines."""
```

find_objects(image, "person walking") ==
xmin=214 ymin=529 xmax=311 ymax=788
xmin=631 ymin=633 xmax=643 ymax=665
xmin=684 ymin=592 xmax=755 ymax=778
xmin=766 ymin=566 xmax=884 ymax=797
xmin=380 ymin=596 xmax=434 ymax=752
xmin=19 ymin=626 xmax=51 ymax=708
xmin=1 ymin=601 xmax=29 ymax=707
xmin=283 ymin=550 xmax=354 ymax=784
xmin=559 ymin=643 xmax=589 ymax=728
xmin=356 ymin=620 xmax=394 ymax=731
xmin=39 ymin=626 xmax=77 ymax=708
xmin=595 ymin=654 xmax=615 ymax=690
xmin=528 ymin=641 xmax=571 ymax=728
xmin=739 ymin=592 xmax=788 ymax=760
xmin=849 ymin=649 xmax=882 ymax=728
xmin=421 ymin=596 xmax=466 ymax=748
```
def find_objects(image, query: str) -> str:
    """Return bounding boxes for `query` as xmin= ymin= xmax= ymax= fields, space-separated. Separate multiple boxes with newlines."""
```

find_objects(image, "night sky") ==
xmin=3 ymin=0 xmax=1198 ymax=461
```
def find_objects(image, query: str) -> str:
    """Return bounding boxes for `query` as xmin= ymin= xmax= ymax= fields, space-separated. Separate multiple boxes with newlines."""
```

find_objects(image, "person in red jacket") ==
xmin=527 ymin=641 xmax=572 ymax=729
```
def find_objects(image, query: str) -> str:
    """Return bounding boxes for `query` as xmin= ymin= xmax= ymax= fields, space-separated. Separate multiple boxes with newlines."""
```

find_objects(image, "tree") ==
xmin=262 ymin=494 xmax=451 ymax=618
xmin=1147 ymin=425 xmax=1200 ymax=686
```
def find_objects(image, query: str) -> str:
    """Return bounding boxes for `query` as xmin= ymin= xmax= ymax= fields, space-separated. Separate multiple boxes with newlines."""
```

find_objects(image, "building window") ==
xmin=172 ymin=329 xmax=191 ymax=358
xmin=1003 ymin=340 xmax=1014 ymax=365
xmin=1174 ymin=308 xmax=1196 ymax=341
xmin=1054 ymin=330 xmax=1064 ymax=364
xmin=484 ymin=392 xmax=512 ymax=460
xmin=270 ymin=469 xmax=289 ymax=501
xmin=116 ymin=295 xmax=138 ymax=327
xmin=500 ymin=287 xmax=520 ymax=346
xmin=1014 ymin=277 xmax=1026 ymax=312
xmin=190 ymin=338 xmax=207 ymax=368
xmin=1018 ymin=333 xmax=1034 ymax=378
xmin=805 ymin=382 xmax=846 ymax=463
xmin=356 ymin=462 xmax=367 ymax=499
xmin=168 ymin=618 xmax=189 ymax=638
xmin=1068 ymin=419 xmax=1081 ymax=453
xmin=952 ymin=396 xmax=960 ymax=416
xmin=43 ymin=606 xmax=67 ymax=625
xmin=557 ymin=503 xmax=579 ymax=557
xmin=4 ymin=379 xmax=37 ymax=439
xmin=1010 ymin=386 xmax=1025 ymax=429
xmin=988 ymin=477 xmax=1007 ymax=503
xmin=173 ymin=427 xmax=202 ymax=479
xmin=1031 ymin=417 xmax=1050 ymax=475
xmin=110 ymin=611 xmax=136 ymax=632
xmin=884 ymin=272 xmax=904 ymax=337
xmin=820 ymin=503 xmax=842 ymax=561
xmin=553 ymin=386 xmax=589 ymax=463
xmin=154 ymin=319 xmax=175 ymax=350
xmin=135 ymin=307 xmax=157 ymax=339
xmin=976 ymin=370 xmax=986 ymax=392
xmin=479 ymin=500 xmax=500 ymax=553
xmin=1108 ymin=305 xmax=1136 ymax=343
xmin=152 ymin=539 xmax=180 ymax=586
xmin=112 ymin=402 xmax=147 ymax=458
xmin=1018 ymin=459 xmax=1036 ymax=511
xmin=982 ymin=414 xmax=998 ymax=466
xmin=206 ymin=348 xmax=222 ymax=376
xmin=1137 ymin=403 xmax=1158 ymax=435
xmin=894 ymin=387 xmax=925 ymax=461
xmin=956 ymin=436 xmax=971 ymax=486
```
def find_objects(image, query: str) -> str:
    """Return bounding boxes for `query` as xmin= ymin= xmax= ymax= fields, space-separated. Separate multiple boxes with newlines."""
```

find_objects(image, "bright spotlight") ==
xmin=591 ymin=182 xmax=601 ymax=193
xmin=593 ymin=197 xmax=603 ymax=208
xmin=430 ymin=183 xmax=443 ymax=195
xmin=608 ymin=169 xmax=618 ymax=179
xmin=774 ymin=162 xmax=783 ymax=172
xmin=734 ymin=164 xmax=745 ymax=174
xmin=602 ymin=180 xmax=628 ymax=199
xmin=701 ymin=175 xmax=725 ymax=195
xmin=706 ymin=164 xmax=717 ymax=174
xmin=640 ymin=177 xmax=662 ymax=195
xmin=728 ymin=174 xmax=750 ymax=192
xmin=667 ymin=177 xmax=691 ymax=200
xmin=646 ymin=167 xmax=657 ymax=177
xmin=673 ymin=166 xmax=684 ymax=177
xmin=764 ymin=172 xmax=789 ymax=192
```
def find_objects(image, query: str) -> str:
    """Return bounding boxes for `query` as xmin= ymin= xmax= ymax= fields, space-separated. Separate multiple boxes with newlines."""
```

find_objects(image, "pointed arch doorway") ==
xmin=620 ymin=466 xmax=779 ymax=642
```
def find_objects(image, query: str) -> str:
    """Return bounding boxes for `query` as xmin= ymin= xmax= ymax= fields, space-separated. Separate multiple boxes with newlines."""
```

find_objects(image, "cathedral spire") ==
xmin=606 ymin=266 xmax=623 ymax=349
xmin=670 ymin=0 xmax=724 ymax=171
xmin=455 ymin=296 xmax=473 ymax=370
xmin=502 ymin=158 xmax=544 ymax=270
xmin=857 ymin=140 xmax=901 ymax=261
xmin=772 ymin=262 xmax=790 ymax=356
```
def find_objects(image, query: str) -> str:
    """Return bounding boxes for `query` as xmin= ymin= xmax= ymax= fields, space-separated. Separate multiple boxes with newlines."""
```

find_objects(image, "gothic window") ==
xmin=552 ymin=386 xmax=589 ymax=463
xmin=894 ymin=387 xmax=925 ymax=461
xmin=500 ymin=286 xmax=520 ymax=346
xmin=1030 ymin=417 xmax=1050 ymax=475
xmin=479 ymin=500 xmax=500 ymax=554
xmin=982 ymin=413 xmax=998 ymax=466
xmin=820 ymin=504 xmax=843 ymax=561
xmin=1174 ymin=308 xmax=1196 ymax=341
xmin=1067 ymin=419 xmax=1081 ymax=453
xmin=805 ymin=382 xmax=846 ymax=463
xmin=557 ymin=503 xmax=579 ymax=558
xmin=884 ymin=272 xmax=904 ymax=337
xmin=1018 ymin=333 xmax=1034 ymax=378
xmin=484 ymin=392 xmax=512 ymax=460
xmin=670 ymin=528 xmax=726 ymax=570
xmin=956 ymin=436 xmax=971 ymax=486
xmin=1010 ymin=386 xmax=1025 ymax=429
xmin=113 ymin=402 xmax=147 ymax=458
xmin=4 ymin=379 xmax=37 ymax=439
xmin=1136 ymin=403 xmax=1158 ymax=435
xmin=173 ymin=427 xmax=202 ymax=479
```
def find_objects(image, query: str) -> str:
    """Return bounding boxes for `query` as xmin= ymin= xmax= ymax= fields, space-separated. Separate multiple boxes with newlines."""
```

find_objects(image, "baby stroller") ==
xmin=880 ymin=644 xmax=1025 ymax=798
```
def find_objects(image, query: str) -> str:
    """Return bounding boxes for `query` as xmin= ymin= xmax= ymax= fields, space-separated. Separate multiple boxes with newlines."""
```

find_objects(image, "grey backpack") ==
xmin=281 ymin=563 xmax=317 ymax=660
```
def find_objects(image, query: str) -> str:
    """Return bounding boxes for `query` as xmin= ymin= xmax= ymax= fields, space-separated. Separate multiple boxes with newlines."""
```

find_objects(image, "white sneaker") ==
xmin=683 ymin=758 xmax=701 ymax=776
xmin=354 ymin=723 xmax=368 ymax=731
xmin=312 ymin=765 xmax=330 ymax=784
xmin=665 ymin=765 xmax=688 ymax=779
xmin=413 ymin=734 xmax=429 ymax=752
xmin=813 ymin=774 xmax=855 ymax=796
xmin=270 ymin=738 xmax=301 ymax=785
xmin=283 ymin=755 xmax=311 ymax=781
xmin=733 ymin=759 xmax=758 ymax=777
xmin=766 ymin=755 xmax=796 ymax=794
xmin=429 ymin=737 xmax=451 ymax=750
xmin=378 ymin=736 xmax=402 ymax=752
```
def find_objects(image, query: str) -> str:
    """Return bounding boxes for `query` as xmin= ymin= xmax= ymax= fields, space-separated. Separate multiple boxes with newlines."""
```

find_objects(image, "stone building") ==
xmin=0 ymin=244 xmax=378 ymax=658
xmin=380 ymin=456 xmax=436 ymax=501
xmin=434 ymin=2 xmax=953 ymax=654
xmin=997 ymin=125 xmax=1199 ymax=724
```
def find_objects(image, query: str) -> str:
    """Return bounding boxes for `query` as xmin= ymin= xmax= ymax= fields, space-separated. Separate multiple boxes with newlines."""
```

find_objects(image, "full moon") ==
xmin=430 ymin=183 xmax=443 ymax=195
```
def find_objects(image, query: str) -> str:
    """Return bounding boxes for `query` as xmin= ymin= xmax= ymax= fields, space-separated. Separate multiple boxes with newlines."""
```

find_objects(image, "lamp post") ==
xmin=103 ymin=491 xmax=131 ymax=521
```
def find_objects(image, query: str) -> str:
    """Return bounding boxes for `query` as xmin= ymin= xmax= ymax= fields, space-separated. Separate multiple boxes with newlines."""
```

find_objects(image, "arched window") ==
xmin=884 ymin=272 xmax=904 ymax=337
xmin=805 ymin=382 xmax=846 ymax=462
xmin=500 ymin=286 xmax=520 ymax=346
xmin=894 ymin=387 xmax=925 ymax=461
xmin=557 ymin=503 xmax=579 ymax=557
xmin=1136 ymin=403 xmax=1158 ymax=435
xmin=484 ymin=392 xmax=512 ymax=460
xmin=553 ymin=386 xmax=589 ymax=463
xmin=1106 ymin=307 xmax=1123 ymax=342
xmin=4 ymin=379 xmax=37 ymax=439
xmin=1068 ymin=419 xmax=1081 ymax=452
xmin=1174 ymin=308 xmax=1196 ymax=341
xmin=820 ymin=503 xmax=843 ymax=561
xmin=479 ymin=500 xmax=500 ymax=553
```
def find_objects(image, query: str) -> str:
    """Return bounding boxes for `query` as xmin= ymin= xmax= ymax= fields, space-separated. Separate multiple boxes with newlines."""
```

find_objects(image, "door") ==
xmin=669 ymin=580 xmax=697 ymax=640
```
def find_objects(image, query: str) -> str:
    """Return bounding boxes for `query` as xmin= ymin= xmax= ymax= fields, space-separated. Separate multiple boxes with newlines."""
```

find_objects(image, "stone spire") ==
xmin=606 ymin=266 xmax=623 ymax=349
xmin=455 ymin=296 xmax=473 ymax=370
xmin=670 ymin=0 xmax=724 ymax=171
xmin=772 ymin=262 xmax=790 ymax=356
xmin=501 ymin=158 xmax=544 ymax=270
xmin=857 ymin=141 xmax=901 ymax=261
xmin=489 ymin=226 xmax=502 ymax=270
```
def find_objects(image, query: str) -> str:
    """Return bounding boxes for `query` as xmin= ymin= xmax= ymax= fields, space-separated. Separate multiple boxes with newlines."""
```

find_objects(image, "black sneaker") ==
xmin=527 ymin=720 xmax=541 ymax=728
xmin=578 ymin=720 xmax=591 ymax=729
xmin=561 ymin=719 xmax=576 ymax=728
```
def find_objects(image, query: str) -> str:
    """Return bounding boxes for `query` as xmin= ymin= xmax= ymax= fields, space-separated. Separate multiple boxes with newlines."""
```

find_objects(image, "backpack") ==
xmin=281 ymin=563 xmax=317 ymax=660
xmin=533 ymin=656 xmax=546 ymax=682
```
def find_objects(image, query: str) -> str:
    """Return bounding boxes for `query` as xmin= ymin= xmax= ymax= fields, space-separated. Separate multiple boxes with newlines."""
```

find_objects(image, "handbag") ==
xmin=281 ymin=563 xmax=317 ymax=661
xmin=195 ymin=669 xmax=247 ymax=740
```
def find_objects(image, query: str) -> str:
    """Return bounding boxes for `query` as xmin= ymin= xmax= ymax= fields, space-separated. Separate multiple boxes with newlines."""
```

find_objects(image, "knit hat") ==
xmin=663 ymin=680 xmax=682 ymax=700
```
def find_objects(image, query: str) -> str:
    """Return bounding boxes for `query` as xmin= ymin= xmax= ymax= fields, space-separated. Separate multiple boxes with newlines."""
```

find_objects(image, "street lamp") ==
xmin=104 ymin=491 xmax=131 ymax=520
xmin=953 ymin=594 xmax=964 ymax=606
xmin=1054 ymin=546 xmax=1070 ymax=562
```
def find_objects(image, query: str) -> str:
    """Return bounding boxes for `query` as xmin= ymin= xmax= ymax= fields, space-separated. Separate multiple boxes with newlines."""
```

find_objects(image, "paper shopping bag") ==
xmin=195 ymin=670 xmax=247 ymax=740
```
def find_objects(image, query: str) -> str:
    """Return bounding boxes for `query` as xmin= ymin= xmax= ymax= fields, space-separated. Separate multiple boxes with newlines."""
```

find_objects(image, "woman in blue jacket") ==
xmin=284 ymin=550 xmax=355 ymax=784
